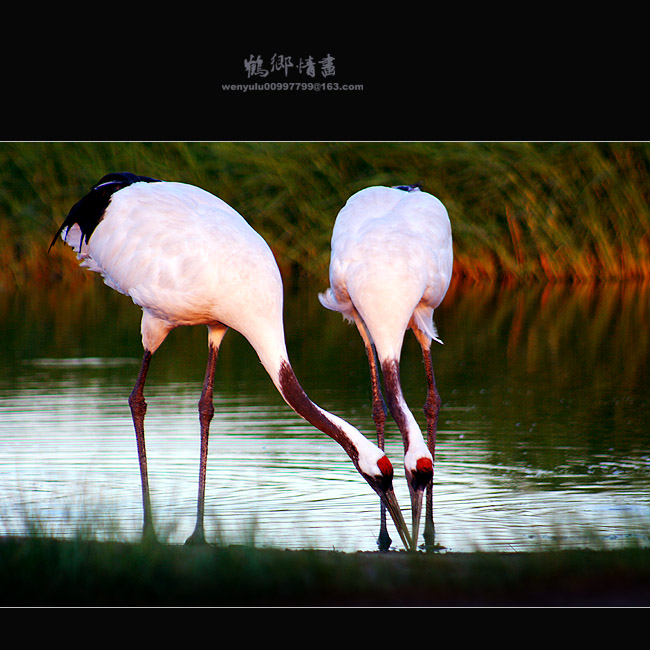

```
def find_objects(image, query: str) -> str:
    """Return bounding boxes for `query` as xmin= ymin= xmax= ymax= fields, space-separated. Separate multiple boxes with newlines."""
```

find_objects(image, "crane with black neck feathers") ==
xmin=50 ymin=173 xmax=413 ymax=550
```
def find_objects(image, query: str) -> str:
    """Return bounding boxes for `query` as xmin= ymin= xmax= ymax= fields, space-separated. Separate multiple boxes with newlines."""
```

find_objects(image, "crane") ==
xmin=319 ymin=184 xmax=453 ymax=550
xmin=50 ymin=173 xmax=412 ymax=549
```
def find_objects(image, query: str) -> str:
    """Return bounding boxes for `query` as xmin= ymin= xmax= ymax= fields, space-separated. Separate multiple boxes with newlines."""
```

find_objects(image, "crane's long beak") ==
xmin=410 ymin=488 xmax=425 ymax=552
xmin=381 ymin=487 xmax=413 ymax=551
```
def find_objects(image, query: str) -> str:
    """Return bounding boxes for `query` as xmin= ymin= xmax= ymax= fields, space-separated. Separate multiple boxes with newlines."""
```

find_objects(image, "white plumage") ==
xmin=68 ymin=182 xmax=287 ymax=370
xmin=54 ymin=174 xmax=412 ymax=549
xmin=319 ymin=184 xmax=453 ymax=549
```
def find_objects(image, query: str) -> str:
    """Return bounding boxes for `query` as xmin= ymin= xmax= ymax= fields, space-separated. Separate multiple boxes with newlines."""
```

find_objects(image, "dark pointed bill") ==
xmin=381 ymin=487 xmax=413 ymax=551
xmin=410 ymin=489 xmax=424 ymax=552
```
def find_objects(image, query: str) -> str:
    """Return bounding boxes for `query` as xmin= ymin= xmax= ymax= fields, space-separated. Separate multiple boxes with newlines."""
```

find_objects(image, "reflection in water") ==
xmin=0 ymin=279 xmax=649 ymax=551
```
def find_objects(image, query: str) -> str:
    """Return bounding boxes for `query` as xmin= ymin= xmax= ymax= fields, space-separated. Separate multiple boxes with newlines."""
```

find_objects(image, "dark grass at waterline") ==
xmin=2 ymin=536 xmax=650 ymax=606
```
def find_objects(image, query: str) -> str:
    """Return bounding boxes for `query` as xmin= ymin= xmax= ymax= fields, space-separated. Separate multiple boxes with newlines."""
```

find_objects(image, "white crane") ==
xmin=51 ymin=173 xmax=412 ymax=549
xmin=319 ymin=184 xmax=453 ymax=550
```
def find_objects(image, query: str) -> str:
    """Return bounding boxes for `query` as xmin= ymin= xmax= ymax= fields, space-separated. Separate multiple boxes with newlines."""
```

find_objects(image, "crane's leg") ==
xmin=186 ymin=325 xmax=228 ymax=545
xmin=129 ymin=350 xmax=156 ymax=543
xmin=419 ymin=341 xmax=441 ymax=549
xmin=354 ymin=315 xmax=392 ymax=551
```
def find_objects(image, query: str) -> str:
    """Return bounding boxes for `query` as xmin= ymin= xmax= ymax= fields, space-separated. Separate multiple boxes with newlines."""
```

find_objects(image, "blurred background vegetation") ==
xmin=1 ymin=141 xmax=649 ymax=289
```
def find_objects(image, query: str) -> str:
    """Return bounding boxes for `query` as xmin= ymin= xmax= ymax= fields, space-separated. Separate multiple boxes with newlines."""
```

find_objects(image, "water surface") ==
xmin=1 ymin=279 xmax=649 ymax=552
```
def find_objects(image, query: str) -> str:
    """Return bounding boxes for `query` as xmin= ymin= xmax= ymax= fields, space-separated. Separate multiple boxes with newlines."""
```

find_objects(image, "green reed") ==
xmin=1 ymin=141 xmax=649 ymax=286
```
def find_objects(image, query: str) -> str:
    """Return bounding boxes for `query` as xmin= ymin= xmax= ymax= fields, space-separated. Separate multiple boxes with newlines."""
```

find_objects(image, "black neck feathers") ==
xmin=49 ymin=172 xmax=161 ymax=252
xmin=277 ymin=360 xmax=360 ymax=467
xmin=393 ymin=183 xmax=423 ymax=192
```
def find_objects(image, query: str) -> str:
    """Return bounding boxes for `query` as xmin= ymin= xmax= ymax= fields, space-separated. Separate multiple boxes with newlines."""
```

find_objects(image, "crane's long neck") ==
xmin=242 ymin=320 xmax=378 ymax=473
xmin=275 ymin=359 xmax=362 ymax=466
xmin=381 ymin=358 xmax=425 ymax=457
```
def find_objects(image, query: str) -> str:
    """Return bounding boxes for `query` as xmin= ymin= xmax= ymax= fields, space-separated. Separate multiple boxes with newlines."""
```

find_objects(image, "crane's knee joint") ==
xmin=423 ymin=393 xmax=441 ymax=420
xmin=129 ymin=392 xmax=147 ymax=418
xmin=372 ymin=402 xmax=386 ymax=426
xmin=198 ymin=398 xmax=214 ymax=422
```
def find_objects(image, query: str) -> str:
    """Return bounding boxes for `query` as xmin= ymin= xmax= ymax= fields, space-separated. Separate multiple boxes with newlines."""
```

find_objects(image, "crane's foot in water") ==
xmin=185 ymin=525 xmax=208 ymax=545
xmin=141 ymin=521 xmax=159 ymax=546
xmin=377 ymin=528 xmax=392 ymax=552
xmin=423 ymin=519 xmax=445 ymax=552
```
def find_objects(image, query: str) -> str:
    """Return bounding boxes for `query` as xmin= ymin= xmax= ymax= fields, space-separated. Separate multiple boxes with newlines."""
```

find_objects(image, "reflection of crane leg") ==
xmin=355 ymin=314 xmax=392 ymax=551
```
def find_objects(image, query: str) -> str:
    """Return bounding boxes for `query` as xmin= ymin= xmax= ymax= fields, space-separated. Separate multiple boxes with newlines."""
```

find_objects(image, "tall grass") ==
xmin=1 ymin=141 xmax=649 ymax=287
